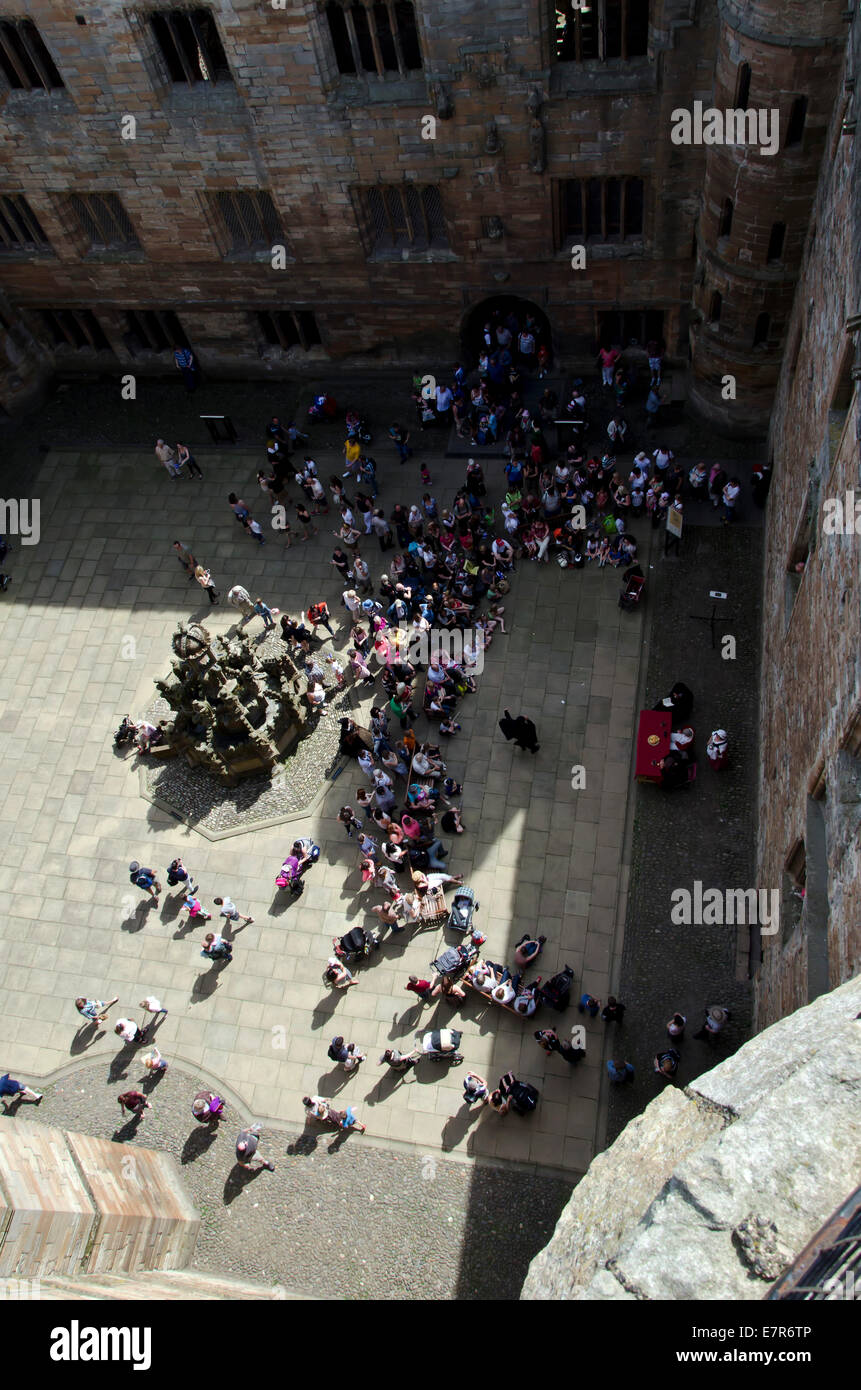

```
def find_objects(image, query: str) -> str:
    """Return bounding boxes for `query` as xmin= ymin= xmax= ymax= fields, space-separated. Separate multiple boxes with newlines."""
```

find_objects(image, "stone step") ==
xmin=36 ymin=1270 xmax=304 ymax=1300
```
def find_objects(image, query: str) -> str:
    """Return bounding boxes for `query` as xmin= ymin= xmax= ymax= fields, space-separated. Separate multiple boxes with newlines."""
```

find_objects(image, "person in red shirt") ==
xmin=598 ymin=345 xmax=621 ymax=387
xmin=306 ymin=601 xmax=334 ymax=637
xmin=405 ymin=975 xmax=433 ymax=1001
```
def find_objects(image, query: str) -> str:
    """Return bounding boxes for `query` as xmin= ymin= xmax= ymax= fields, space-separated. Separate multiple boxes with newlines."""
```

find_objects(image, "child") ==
xmin=185 ymin=894 xmax=212 ymax=923
xmin=597 ymin=537 xmax=610 ymax=567
xmin=420 ymin=461 xmax=431 ymax=485
xmin=422 ymin=493 xmax=438 ymax=519
xmin=585 ymin=536 xmax=599 ymax=561
xmin=324 ymin=654 xmax=345 ymax=687
xmin=245 ymin=517 xmax=265 ymax=546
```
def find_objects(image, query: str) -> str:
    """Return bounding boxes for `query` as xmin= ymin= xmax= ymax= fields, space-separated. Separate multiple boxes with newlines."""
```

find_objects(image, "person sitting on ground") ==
xmin=514 ymin=934 xmax=546 ymax=968
xmin=324 ymin=957 xmax=358 ymax=990
xmin=440 ymin=805 xmax=465 ymax=834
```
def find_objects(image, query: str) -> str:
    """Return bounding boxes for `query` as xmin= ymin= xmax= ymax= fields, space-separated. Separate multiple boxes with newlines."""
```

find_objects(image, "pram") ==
xmin=430 ymin=938 xmax=479 ymax=981
xmin=619 ymin=572 xmax=645 ymax=611
xmin=539 ymin=965 xmax=575 ymax=1012
xmin=447 ymin=885 xmax=479 ymax=934
xmin=420 ymin=1029 xmax=463 ymax=1064
xmin=334 ymin=926 xmax=381 ymax=962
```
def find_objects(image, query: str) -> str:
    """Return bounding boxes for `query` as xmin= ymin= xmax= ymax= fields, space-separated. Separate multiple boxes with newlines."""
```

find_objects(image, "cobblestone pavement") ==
xmin=6 ymin=1064 xmax=571 ymax=1300
xmin=606 ymin=517 xmax=763 ymax=1142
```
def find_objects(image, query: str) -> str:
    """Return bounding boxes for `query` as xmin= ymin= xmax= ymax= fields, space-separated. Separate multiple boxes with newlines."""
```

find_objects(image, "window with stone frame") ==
xmin=359 ymin=184 xmax=448 ymax=254
xmin=325 ymin=1 xmax=422 ymax=77
xmin=123 ymin=309 xmax=189 ymax=353
xmin=37 ymin=309 xmax=112 ymax=352
xmin=257 ymin=310 xmax=322 ymax=352
xmin=0 ymin=194 xmax=52 ymax=254
xmin=206 ymin=192 xmax=286 ymax=257
xmin=65 ymin=193 xmax=141 ymax=253
xmin=147 ymin=7 xmax=231 ymax=86
xmin=554 ymin=0 xmax=649 ymax=63
xmin=556 ymin=177 xmax=644 ymax=245
xmin=597 ymin=309 xmax=663 ymax=348
xmin=0 ymin=17 xmax=64 ymax=91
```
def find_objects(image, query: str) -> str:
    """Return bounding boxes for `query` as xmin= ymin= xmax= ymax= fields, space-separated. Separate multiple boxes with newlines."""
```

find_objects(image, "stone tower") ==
xmin=689 ymin=0 xmax=849 ymax=434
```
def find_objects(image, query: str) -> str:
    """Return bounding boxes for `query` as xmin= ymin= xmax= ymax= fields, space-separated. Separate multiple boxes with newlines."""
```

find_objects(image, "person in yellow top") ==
xmin=343 ymin=436 xmax=362 ymax=478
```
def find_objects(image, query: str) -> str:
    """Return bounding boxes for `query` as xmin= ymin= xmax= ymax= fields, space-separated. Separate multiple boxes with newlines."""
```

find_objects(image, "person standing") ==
xmin=0 ymin=1072 xmax=42 ymax=1104
xmin=693 ymin=1006 xmax=731 ymax=1041
xmin=143 ymin=1046 xmax=168 ymax=1074
xmin=306 ymin=601 xmax=334 ymax=638
xmin=138 ymin=995 xmax=168 ymax=1026
xmin=389 ymin=422 xmax=411 ymax=463
xmin=235 ymin=1124 xmax=276 ymax=1171
xmin=435 ymin=381 xmax=453 ymax=423
xmin=722 ymin=477 xmax=741 ymax=524
xmin=155 ymin=440 xmax=181 ymax=478
xmin=166 ymin=857 xmax=197 ymax=894
xmin=327 ymin=1037 xmax=366 ymax=1072
xmin=114 ymin=1018 xmax=147 ymax=1045
xmin=201 ymin=932 xmax=233 ymax=963
xmin=295 ymin=501 xmax=317 ymax=540
xmin=118 ymin=1090 xmax=151 ymax=1118
xmin=498 ymin=709 xmax=540 ymax=753
xmin=173 ymin=540 xmax=197 ymax=581
xmin=213 ymin=895 xmax=254 ymax=927
xmin=601 ymin=996 xmax=626 ymax=1024
xmin=129 ymin=861 xmax=161 ymax=901
xmin=245 ymin=517 xmax=266 ymax=546
xmin=228 ymin=585 xmax=255 ymax=625
xmin=174 ymin=344 xmax=198 ymax=392
xmin=194 ymin=565 xmax=219 ymax=605
xmin=405 ymin=976 xmax=434 ymax=1001
xmin=75 ymin=995 xmax=118 ymax=1024
xmin=607 ymin=1059 xmax=635 ymax=1083
xmin=253 ymin=597 xmax=276 ymax=632
xmin=598 ymin=345 xmax=620 ymax=387
xmin=176 ymin=442 xmax=203 ymax=479
xmin=667 ymin=1012 xmax=686 ymax=1039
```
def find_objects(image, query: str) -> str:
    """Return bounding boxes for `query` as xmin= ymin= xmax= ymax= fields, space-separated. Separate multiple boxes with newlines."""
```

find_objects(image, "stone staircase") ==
xmin=0 ymin=1119 xmax=296 ymax=1299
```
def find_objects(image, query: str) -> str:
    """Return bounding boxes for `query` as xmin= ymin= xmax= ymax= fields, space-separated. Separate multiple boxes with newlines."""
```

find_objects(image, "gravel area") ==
xmin=7 ymin=1065 xmax=572 ymax=1301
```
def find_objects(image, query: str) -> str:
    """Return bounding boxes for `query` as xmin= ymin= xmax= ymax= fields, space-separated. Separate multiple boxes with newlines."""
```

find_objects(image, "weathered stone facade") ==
xmin=753 ymin=11 xmax=861 ymax=1033
xmin=0 ymin=0 xmax=849 ymax=431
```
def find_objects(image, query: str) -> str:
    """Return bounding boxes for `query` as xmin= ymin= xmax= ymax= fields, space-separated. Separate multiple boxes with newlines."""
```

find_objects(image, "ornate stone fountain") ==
xmin=151 ymin=621 xmax=308 ymax=784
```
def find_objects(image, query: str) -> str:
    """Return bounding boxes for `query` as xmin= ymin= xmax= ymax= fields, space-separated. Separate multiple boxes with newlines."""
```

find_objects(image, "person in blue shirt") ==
xmin=0 ymin=1073 xmax=42 ymax=1103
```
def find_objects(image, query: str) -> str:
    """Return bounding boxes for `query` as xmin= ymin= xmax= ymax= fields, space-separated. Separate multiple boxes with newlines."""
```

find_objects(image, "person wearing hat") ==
xmin=128 ymin=861 xmax=161 ymax=900
xmin=706 ymin=729 xmax=730 ymax=770
xmin=693 ymin=1006 xmax=731 ymax=1042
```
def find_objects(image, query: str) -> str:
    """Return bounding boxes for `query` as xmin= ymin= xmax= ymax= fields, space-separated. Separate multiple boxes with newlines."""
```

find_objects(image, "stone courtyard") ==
xmin=0 ymin=432 xmax=642 ymax=1181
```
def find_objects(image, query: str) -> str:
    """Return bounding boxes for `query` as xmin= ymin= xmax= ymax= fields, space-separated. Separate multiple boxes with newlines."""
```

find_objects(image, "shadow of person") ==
xmin=107 ymin=1043 xmax=141 ymax=1083
xmin=160 ymin=894 xmax=184 ymax=924
xmin=139 ymin=1068 xmax=166 ymax=1093
xmin=121 ymin=901 xmax=150 ymax=934
xmin=181 ymin=1125 xmax=220 ymax=1165
xmin=311 ymin=993 xmax=341 ymax=1029
xmin=440 ymin=1105 xmax=479 ymax=1152
xmin=172 ymin=917 xmax=196 ymax=940
xmin=316 ymin=1067 xmax=350 ymax=1093
xmin=363 ymin=1068 xmax=411 ymax=1106
xmin=112 ymin=1113 xmax=144 ymax=1142
xmin=190 ymin=964 xmax=226 ymax=1003
xmin=286 ymin=1131 xmax=318 ymax=1157
xmin=70 ymin=1022 xmax=104 ymax=1055
xmin=388 ymin=1003 xmax=425 ymax=1039
xmin=222 ymin=1164 xmax=271 ymax=1205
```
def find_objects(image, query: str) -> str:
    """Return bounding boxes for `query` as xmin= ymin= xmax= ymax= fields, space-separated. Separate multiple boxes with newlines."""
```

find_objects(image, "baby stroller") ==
xmin=447 ymin=886 xmax=479 ymax=934
xmin=431 ymin=939 xmax=479 ymax=983
xmin=619 ymin=571 xmax=645 ymax=612
xmin=539 ymin=965 xmax=575 ymax=1012
xmin=334 ymin=926 xmax=381 ymax=962
xmin=420 ymin=1029 xmax=463 ymax=1064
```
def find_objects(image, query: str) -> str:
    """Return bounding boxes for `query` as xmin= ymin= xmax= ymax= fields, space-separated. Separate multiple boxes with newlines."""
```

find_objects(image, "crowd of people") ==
xmin=11 ymin=315 xmax=745 ymax=1166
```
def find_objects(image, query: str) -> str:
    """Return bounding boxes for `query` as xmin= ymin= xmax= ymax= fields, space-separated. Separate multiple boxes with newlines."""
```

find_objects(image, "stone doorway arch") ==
xmin=460 ymin=295 xmax=552 ymax=367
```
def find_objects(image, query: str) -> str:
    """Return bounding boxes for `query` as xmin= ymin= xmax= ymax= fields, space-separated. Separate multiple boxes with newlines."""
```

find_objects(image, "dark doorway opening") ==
xmin=461 ymin=296 xmax=552 ymax=367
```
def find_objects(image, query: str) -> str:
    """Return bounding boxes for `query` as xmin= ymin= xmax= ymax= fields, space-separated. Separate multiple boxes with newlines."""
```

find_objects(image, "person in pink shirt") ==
xmin=598 ymin=346 xmax=621 ymax=387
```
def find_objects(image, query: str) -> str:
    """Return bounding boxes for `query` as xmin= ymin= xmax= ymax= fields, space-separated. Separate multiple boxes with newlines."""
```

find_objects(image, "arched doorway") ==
xmin=461 ymin=296 xmax=552 ymax=367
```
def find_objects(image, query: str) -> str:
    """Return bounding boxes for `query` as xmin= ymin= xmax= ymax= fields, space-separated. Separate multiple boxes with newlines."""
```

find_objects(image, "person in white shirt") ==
xmin=138 ymin=996 xmax=168 ymax=1022
xmin=435 ymin=384 xmax=453 ymax=417
xmin=115 ymin=1017 xmax=145 ymax=1045
xmin=722 ymin=478 xmax=740 ymax=523
xmin=653 ymin=447 xmax=673 ymax=472
xmin=342 ymin=588 xmax=362 ymax=616
xmin=212 ymin=896 xmax=254 ymax=925
xmin=513 ymin=991 xmax=537 ymax=1017
xmin=492 ymin=980 xmax=516 ymax=1007
xmin=607 ymin=415 xmax=627 ymax=444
